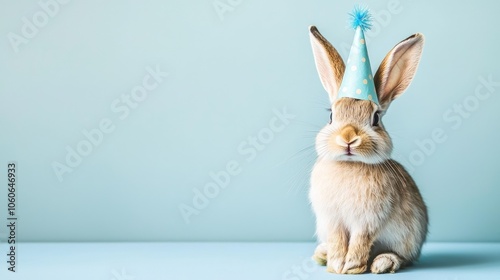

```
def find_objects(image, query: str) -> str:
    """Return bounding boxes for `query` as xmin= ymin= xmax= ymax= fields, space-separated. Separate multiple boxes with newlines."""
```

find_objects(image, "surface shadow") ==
xmin=406 ymin=252 xmax=500 ymax=271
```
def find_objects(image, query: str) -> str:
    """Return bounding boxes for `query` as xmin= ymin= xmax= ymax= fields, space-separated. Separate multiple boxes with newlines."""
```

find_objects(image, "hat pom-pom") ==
xmin=349 ymin=6 xmax=372 ymax=31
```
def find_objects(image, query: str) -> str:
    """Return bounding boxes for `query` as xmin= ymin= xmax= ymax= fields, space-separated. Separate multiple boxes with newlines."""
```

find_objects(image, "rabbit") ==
xmin=308 ymin=25 xmax=428 ymax=274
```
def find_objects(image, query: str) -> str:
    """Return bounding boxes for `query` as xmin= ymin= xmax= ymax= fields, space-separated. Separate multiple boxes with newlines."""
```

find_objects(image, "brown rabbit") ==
xmin=308 ymin=25 xmax=428 ymax=274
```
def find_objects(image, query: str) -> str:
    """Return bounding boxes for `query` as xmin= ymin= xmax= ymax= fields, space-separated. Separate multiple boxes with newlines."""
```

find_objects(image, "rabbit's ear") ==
xmin=374 ymin=33 xmax=424 ymax=111
xmin=309 ymin=26 xmax=345 ymax=103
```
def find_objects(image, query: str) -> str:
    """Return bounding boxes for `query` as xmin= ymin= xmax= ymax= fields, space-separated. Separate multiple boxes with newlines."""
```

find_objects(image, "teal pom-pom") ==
xmin=349 ymin=6 xmax=372 ymax=31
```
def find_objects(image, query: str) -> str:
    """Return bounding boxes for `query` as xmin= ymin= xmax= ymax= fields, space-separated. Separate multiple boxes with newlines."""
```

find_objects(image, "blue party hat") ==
xmin=338 ymin=6 xmax=379 ymax=104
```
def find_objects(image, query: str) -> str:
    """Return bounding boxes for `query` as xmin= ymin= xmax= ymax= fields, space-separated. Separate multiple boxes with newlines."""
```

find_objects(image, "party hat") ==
xmin=338 ymin=6 xmax=379 ymax=104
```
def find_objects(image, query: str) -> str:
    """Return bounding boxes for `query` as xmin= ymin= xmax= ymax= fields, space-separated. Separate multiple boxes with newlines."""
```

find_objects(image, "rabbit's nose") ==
xmin=335 ymin=125 xmax=361 ymax=147
xmin=347 ymin=136 xmax=361 ymax=147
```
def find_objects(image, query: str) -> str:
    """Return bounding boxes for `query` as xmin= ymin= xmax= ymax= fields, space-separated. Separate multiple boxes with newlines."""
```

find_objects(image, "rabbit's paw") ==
xmin=312 ymin=243 xmax=327 ymax=266
xmin=341 ymin=259 xmax=367 ymax=274
xmin=326 ymin=258 xmax=344 ymax=274
xmin=312 ymin=254 xmax=327 ymax=266
xmin=370 ymin=253 xmax=401 ymax=274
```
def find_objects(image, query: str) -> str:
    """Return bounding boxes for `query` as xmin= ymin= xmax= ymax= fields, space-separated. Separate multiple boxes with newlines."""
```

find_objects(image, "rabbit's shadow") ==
xmin=406 ymin=252 xmax=499 ymax=271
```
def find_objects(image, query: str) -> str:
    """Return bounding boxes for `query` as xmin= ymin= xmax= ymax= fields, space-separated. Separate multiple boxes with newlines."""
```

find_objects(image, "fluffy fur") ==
xmin=308 ymin=26 xmax=428 ymax=274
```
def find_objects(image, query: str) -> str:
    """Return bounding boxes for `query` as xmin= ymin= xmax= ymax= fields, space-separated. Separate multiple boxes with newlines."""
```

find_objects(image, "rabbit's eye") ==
xmin=329 ymin=112 xmax=333 ymax=124
xmin=372 ymin=112 xmax=380 ymax=126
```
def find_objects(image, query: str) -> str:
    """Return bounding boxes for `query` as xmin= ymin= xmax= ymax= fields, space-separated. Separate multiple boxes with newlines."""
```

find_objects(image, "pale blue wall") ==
xmin=0 ymin=0 xmax=499 ymax=242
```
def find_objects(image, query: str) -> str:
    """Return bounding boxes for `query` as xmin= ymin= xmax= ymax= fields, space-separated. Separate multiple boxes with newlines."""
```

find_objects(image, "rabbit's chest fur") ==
xmin=310 ymin=159 xmax=398 ymax=241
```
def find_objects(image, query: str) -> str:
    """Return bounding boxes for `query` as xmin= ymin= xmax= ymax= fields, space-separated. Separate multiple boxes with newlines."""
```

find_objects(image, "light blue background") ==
xmin=0 ymin=0 xmax=499 ymax=242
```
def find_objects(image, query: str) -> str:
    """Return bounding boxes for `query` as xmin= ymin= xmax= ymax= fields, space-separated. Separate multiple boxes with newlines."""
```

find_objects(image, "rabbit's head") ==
xmin=309 ymin=26 xmax=424 ymax=164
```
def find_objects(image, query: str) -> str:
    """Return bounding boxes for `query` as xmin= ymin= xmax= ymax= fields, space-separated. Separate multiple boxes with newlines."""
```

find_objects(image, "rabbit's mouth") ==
xmin=346 ymin=146 xmax=354 ymax=156
xmin=343 ymin=148 xmax=357 ymax=159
